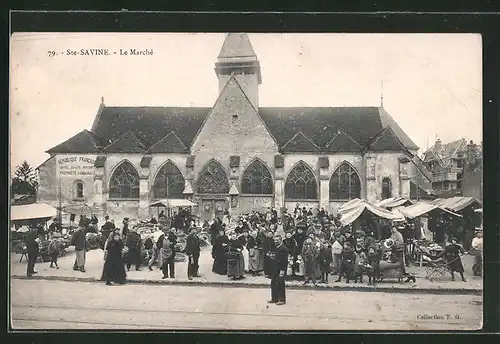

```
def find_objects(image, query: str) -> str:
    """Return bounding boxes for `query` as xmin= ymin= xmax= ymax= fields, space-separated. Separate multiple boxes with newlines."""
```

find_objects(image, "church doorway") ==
xmin=200 ymin=198 xmax=228 ymax=222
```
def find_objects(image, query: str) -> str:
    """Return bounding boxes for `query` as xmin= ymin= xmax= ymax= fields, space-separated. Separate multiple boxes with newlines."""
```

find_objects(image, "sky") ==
xmin=10 ymin=33 xmax=482 ymax=172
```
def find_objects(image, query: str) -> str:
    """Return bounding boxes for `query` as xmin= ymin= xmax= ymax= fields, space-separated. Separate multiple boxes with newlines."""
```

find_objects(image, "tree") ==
xmin=11 ymin=161 xmax=38 ymax=198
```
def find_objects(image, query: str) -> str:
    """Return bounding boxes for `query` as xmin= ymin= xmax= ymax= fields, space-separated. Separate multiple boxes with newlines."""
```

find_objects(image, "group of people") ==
xmin=22 ymin=205 xmax=483 ymax=302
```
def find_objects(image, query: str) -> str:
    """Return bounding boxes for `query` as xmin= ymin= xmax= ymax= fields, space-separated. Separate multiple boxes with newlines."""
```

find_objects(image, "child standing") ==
xmin=335 ymin=242 xmax=356 ymax=284
xmin=48 ymin=233 xmax=61 ymax=269
xmin=366 ymin=246 xmax=380 ymax=285
xmin=319 ymin=239 xmax=333 ymax=283
xmin=354 ymin=245 xmax=367 ymax=283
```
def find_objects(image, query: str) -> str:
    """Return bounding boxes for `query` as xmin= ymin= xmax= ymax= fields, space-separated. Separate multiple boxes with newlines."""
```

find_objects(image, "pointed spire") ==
xmin=218 ymin=33 xmax=257 ymax=59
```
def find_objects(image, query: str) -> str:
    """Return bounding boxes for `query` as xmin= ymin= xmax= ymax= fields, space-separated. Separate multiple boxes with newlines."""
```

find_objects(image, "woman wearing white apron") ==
xmin=222 ymin=209 xmax=231 ymax=227
xmin=238 ymin=230 xmax=251 ymax=272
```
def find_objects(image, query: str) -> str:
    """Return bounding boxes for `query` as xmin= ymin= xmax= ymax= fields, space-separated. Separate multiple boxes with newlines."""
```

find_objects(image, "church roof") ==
xmin=57 ymin=105 xmax=419 ymax=154
xmin=281 ymin=132 xmax=320 ymax=153
xmin=367 ymin=126 xmax=407 ymax=151
xmin=324 ymin=128 xmax=362 ymax=153
xmin=148 ymin=131 xmax=189 ymax=154
xmin=102 ymin=131 xmax=149 ymax=153
xmin=46 ymin=129 xmax=110 ymax=154
xmin=218 ymin=33 xmax=257 ymax=59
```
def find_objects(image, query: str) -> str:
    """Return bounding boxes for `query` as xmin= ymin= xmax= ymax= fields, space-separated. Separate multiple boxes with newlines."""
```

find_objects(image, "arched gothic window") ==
xmin=329 ymin=163 xmax=361 ymax=200
xmin=153 ymin=161 xmax=185 ymax=199
xmin=197 ymin=159 xmax=230 ymax=194
xmin=241 ymin=159 xmax=273 ymax=194
xmin=382 ymin=177 xmax=392 ymax=200
xmin=74 ymin=180 xmax=84 ymax=199
xmin=108 ymin=161 xmax=140 ymax=199
xmin=285 ymin=161 xmax=317 ymax=200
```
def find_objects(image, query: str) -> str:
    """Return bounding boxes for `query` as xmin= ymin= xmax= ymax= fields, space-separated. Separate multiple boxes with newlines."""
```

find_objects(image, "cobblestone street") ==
xmin=11 ymin=279 xmax=482 ymax=330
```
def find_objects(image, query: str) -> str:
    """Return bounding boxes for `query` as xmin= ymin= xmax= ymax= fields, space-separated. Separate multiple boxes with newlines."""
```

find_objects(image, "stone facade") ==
xmin=37 ymin=33 xmax=418 ymax=222
xmin=38 ymin=150 xmax=413 ymax=221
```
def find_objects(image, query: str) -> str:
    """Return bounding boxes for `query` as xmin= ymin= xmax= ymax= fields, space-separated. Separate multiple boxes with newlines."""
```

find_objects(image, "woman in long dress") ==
xmin=227 ymin=233 xmax=245 ymax=279
xmin=247 ymin=231 xmax=261 ymax=276
xmin=101 ymin=232 xmax=127 ymax=285
xmin=212 ymin=229 xmax=229 ymax=275
xmin=438 ymin=237 xmax=467 ymax=282
xmin=238 ymin=230 xmax=250 ymax=272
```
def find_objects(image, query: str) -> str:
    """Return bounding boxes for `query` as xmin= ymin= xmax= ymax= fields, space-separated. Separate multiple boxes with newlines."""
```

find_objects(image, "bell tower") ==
xmin=214 ymin=33 xmax=262 ymax=109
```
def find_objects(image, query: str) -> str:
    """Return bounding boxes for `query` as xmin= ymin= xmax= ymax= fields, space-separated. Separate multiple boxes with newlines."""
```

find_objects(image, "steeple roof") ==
xmin=218 ymin=33 xmax=257 ymax=59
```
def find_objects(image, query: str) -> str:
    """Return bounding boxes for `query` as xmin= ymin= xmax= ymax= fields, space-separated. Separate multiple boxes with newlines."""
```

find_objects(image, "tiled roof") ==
xmin=148 ymin=131 xmax=189 ymax=154
xmin=46 ymin=129 xmax=110 ymax=154
xmin=92 ymin=106 xmax=210 ymax=149
xmin=423 ymin=138 xmax=467 ymax=167
xmin=102 ymin=131 xmax=148 ymax=153
xmin=281 ymin=132 xmax=320 ymax=153
xmin=368 ymin=126 xmax=407 ymax=151
xmin=324 ymin=129 xmax=362 ymax=153
xmin=54 ymin=106 xmax=417 ymax=154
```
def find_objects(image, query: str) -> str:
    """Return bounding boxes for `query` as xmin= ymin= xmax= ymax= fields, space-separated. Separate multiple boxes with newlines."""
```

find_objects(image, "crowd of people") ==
xmin=22 ymin=204 xmax=483 ymax=296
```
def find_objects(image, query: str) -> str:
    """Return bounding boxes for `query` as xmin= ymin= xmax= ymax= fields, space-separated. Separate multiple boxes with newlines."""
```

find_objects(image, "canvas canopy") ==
xmin=11 ymin=203 xmax=58 ymax=222
xmin=430 ymin=197 xmax=481 ymax=212
xmin=149 ymin=199 xmax=197 ymax=208
xmin=340 ymin=199 xmax=405 ymax=226
xmin=376 ymin=197 xmax=413 ymax=209
xmin=338 ymin=198 xmax=365 ymax=214
xmin=399 ymin=201 xmax=462 ymax=219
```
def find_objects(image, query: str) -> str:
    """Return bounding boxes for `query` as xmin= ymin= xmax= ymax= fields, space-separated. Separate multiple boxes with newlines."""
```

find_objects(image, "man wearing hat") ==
xmin=122 ymin=218 xmax=130 ymax=239
xmin=125 ymin=226 xmax=142 ymax=271
xmin=100 ymin=215 xmax=115 ymax=250
xmin=185 ymin=226 xmax=201 ymax=280
xmin=268 ymin=234 xmax=288 ymax=306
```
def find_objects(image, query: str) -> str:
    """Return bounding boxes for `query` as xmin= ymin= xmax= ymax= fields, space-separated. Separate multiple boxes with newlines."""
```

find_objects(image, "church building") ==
xmin=37 ymin=33 xmax=421 ymax=221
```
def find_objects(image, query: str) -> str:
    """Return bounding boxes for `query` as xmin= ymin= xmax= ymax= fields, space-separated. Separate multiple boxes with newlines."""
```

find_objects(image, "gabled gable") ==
xmin=367 ymin=126 xmax=408 ymax=152
xmin=148 ymin=131 xmax=189 ymax=154
xmin=324 ymin=129 xmax=362 ymax=153
xmin=46 ymin=129 xmax=110 ymax=154
xmin=281 ymin=132 xmax=320 ymax=153
xmin=191 ymin=76 xmax=279 ymax=154
xmin=102 ymin=131 xmax=148 ymax=153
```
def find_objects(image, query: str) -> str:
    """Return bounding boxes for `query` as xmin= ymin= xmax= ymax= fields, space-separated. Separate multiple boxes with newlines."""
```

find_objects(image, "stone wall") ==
xmin=37 ymin=156 xmax=57 ymax=206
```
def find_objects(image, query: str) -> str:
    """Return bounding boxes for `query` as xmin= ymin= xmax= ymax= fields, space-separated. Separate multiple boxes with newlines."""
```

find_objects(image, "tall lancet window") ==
xmin=108 ymin=161 xmax=140 ymax=199
xmin=197 ymin=159 xmax=230 ymax=194
xmin=152 ymin=161 xmax=185 ymax=199
xmin=241 ymin=159 xmax=273 ymax=194
xmin=329 ymin=163 xmax=361 ymax=200
xmin=285 ymin=161 xmax=317 ymax=200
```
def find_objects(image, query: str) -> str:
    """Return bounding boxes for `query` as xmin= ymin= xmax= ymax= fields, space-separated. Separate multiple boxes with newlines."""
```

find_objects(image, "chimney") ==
xmin=434 ymin=138 xmax=442 ymax=153
xmin=466 ymin=140 xmax=476 ymax=164
xmin=101 ymin=96 xmax=104 ymax=104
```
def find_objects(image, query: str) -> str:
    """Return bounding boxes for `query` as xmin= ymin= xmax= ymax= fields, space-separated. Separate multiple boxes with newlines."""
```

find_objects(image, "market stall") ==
xmin=11 ymin=202 xmax=58 ymax=224
xmin=376 ymin=197 xmax=414 ymax=210
xmin=149 ymin=199 xmax=198 ymax=229
xmin=400 ymin=201 xmax=463 ymax=266
xmin=10 ymin=203 xmax=69 ymax=260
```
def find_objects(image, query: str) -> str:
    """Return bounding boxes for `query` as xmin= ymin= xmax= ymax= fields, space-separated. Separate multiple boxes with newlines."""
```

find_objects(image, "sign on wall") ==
xmin=56 ymin=155 xmax=96 ymax=178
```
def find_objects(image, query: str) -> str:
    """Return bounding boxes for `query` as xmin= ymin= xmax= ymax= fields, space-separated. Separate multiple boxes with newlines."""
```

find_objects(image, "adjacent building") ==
xmin=422 ymin=138 xmax=482 ymax=200
xmin=37 ymin=33 xmax=423 ymax=221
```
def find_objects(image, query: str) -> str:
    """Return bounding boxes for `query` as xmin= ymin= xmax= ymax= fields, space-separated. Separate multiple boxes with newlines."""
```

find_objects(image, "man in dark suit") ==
xmin=268 ymin=234 xmax=289 ymax=306
xmin=185 ymin=227 xmax=201 ymax=280
xmin=126 ymin=227 xmax=143 ymax=271
xmin=26 ymin=229 xmax=39 ymax=277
